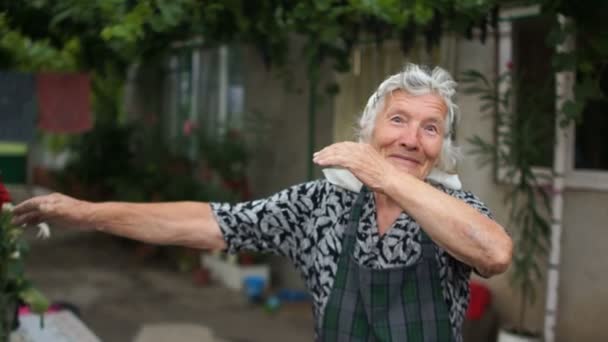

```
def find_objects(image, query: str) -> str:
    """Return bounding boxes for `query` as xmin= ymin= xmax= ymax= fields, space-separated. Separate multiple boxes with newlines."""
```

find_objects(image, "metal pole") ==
xmin=544 ymin=15 xmax=573 ymax=342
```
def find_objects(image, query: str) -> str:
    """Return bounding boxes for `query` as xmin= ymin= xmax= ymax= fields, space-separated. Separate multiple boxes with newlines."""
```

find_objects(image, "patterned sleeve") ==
xmin=451 ymin=189 xmax=494 ymax=220
xmin=210 ymin=180 xmax=326 ymax=260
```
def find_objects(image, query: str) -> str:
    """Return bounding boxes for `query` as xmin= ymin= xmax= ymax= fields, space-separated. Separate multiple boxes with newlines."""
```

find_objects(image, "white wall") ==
xmin=557 ymin=190 xmax=608 ymax=341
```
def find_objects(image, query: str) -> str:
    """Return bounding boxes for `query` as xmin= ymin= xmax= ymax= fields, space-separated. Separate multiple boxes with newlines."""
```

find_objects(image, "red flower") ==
xmin=0 ymin=178 xmax=11 ymax=209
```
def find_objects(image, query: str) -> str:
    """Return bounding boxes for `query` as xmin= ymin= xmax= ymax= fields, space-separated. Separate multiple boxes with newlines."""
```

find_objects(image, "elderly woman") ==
xmin=13 ymin=64 xmax=511 ymax=341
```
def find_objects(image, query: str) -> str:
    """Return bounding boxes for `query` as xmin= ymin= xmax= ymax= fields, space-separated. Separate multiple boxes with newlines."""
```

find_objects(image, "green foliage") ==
xmin=1 ymin=0 xmax=501 ymax=73
xmin=1 ymin=209 xmax=49 ymax=340
xmin=542 ymin=2 xmax=608 ymax=126
xmin=1 ymin=0 xmax=602 ymax=110
xmin=56 ymin=121 xmax=135 ymax=199
xmin=54 ymin=116 xmax=250 ymax=205
xmin=0 ymin=13 xmax=79 ymax=71
xmin=199 ymin=130 xmax=249 ymax=184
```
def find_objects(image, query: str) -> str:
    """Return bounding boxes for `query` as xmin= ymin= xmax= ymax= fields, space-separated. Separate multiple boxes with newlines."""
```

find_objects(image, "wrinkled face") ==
xmin=370 ymin=90 xmax=447 ymax=180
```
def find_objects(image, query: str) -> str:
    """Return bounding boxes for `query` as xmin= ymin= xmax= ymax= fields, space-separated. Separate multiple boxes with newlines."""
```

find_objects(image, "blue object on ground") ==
xmin=243 ymin=275 xmax=266 ymax=302
xmin=265 ymin=295 xmax=281 ymax=313
xmin=277 ymin=289 xmax=310 ymax=302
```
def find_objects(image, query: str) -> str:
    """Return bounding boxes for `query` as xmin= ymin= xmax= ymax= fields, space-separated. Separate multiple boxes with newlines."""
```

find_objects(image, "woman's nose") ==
xmin=398 ymin=126 xmax=420 ymax=150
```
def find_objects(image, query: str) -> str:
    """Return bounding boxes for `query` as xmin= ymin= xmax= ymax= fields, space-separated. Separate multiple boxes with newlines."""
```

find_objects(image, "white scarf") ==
xmin=322 ymin=167 xmax=462 ymax=193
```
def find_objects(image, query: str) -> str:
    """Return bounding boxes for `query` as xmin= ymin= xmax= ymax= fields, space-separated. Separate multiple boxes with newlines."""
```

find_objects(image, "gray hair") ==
xmin=357 ymin=63 xmax=460 ymax=172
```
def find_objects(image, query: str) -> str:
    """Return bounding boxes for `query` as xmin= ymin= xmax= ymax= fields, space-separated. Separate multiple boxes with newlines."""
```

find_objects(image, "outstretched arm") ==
xmin=11 ymin=193 xmax=226 ymax=250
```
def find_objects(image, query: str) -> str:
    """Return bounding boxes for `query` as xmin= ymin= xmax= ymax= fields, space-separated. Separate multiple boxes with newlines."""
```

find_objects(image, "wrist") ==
xmin=383 ymin=167 xmax=418 ymax=199
xmin=382 ymin=166 xmax=400 ymax=196
xmin=80 ymin=200 xmax=100 ymax=231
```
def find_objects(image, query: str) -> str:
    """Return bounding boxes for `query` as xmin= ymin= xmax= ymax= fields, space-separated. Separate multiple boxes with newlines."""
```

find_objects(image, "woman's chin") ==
xmin=392 ymin=164 xmax=423 ymax=180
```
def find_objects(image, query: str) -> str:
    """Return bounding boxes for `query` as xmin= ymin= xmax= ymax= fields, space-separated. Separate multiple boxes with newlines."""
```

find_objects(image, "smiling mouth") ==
xmin=388 ymin=155 xmax=421 ymax=165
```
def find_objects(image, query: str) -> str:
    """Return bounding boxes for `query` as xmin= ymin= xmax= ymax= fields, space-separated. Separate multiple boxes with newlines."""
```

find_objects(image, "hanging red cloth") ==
xmin=37 ymin=73 xmax=92 ymax=133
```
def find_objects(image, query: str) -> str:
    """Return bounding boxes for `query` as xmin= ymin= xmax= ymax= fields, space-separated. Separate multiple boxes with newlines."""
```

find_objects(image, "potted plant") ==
xmin=0 ymin=178 xmax=50 ymax=340
xmin=462 ymin=68 xmax=552 ymax=342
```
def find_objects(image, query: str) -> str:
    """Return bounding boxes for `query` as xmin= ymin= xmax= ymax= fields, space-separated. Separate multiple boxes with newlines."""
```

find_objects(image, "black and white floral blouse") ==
xmin=210 ymin=179 xmax=493 ymax=339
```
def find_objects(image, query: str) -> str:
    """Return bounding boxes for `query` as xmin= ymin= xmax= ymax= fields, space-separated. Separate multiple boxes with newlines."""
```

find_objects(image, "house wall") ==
xmin=557 ymin=191 xmax=608 ymax=341
xmin=241 ymin=43 xmax=334 ymax=197
xmin=240 ymin=42 xmax=335 ymax=290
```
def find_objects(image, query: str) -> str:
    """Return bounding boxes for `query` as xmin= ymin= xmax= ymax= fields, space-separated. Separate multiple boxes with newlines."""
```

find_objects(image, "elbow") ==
xmin=478 ymin=236 xmax=513 ymax=278
xmin=493 ymin=239 xmax=513 ymax=274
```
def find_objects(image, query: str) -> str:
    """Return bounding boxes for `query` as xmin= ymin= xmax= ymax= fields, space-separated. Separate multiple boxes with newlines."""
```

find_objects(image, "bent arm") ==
xmin=385 ymin=173 xmax=512 ymax=277
xmin=12 ymin=193 xmax=226 ymax=250
xmin=312 ymin=141 xmax=512 ymax=277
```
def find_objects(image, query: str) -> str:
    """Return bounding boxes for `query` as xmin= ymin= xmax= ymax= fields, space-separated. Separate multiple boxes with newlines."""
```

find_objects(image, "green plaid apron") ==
xmin=320 ymin=188 xmax=454 ymax=341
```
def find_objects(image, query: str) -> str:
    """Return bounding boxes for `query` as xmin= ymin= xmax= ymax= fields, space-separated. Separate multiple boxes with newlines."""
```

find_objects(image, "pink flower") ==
xmin=183 ymin=119 xmax=198 ymax=136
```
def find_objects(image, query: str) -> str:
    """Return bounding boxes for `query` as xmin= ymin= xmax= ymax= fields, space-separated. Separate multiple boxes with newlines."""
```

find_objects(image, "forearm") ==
xmin=385 ymin=172 xmax=512 ymax=277
xmin=88 ymin=201 xmax=226 ymax=250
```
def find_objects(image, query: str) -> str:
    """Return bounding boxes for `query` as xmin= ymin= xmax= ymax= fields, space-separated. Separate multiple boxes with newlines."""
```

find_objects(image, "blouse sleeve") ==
xmin=209 ymin=180 xmax=327 ymax=260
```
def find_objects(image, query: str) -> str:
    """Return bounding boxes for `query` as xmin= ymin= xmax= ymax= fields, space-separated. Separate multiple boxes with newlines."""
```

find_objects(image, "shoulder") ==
xmin=292 ymin=179 xmax=358 ymax=212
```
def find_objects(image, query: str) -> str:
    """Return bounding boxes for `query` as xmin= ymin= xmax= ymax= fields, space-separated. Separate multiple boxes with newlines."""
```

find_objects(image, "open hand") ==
xmin=313 ymin=142 xmax=397 ymax=193
xmin=12 ymin=193 xmax=93 ymax=230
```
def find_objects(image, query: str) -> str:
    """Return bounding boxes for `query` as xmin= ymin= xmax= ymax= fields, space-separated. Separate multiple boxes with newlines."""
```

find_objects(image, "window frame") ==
xmin=164 ymin=42 xmax=244 ymax=159
xmin=498 ymin=5 xmax=608 ymax=191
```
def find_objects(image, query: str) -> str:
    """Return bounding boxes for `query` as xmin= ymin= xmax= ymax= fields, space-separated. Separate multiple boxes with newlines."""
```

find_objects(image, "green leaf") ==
xmin=460 ymin=69 xmax=490 ymax=87
xmin=461 ymin=86 xmax=488 ymax=95
xmin=560 ymin=100 xmax=584 ymax=123
xmin=552 ymin=52 xmax=577 ymax=71
xmin=19 ymin=287 xmax=50 ymax=314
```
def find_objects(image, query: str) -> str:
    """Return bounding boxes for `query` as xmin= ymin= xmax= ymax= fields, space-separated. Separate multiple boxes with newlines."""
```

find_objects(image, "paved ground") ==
xmin=23 ymin=228 xmax=314 ymax=342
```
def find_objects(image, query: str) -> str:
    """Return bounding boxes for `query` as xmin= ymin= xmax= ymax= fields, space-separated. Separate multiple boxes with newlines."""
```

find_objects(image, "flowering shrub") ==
xmin=0 ymin=179 xmax=49 ymax=340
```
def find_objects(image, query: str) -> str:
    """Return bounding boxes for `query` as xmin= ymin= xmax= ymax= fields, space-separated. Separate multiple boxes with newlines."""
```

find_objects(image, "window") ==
xmin=510 ymin=14 xmax=556 ymax=168
xmin=573 ymin=71 xmax=608 ymax=170
xmin=164 ymin=43 xmax=245 ymax=158
xmin=499 ymin=6 xmax=608 ymax=190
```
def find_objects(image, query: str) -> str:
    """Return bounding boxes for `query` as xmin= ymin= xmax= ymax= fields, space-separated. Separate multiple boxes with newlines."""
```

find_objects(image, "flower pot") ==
xmin=497 ymin=328 xmax=541 ymax=342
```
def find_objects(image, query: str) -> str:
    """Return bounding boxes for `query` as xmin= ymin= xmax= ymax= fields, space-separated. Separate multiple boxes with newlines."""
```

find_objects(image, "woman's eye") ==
xmin=390 ymin=116 xmax=403 ymax=123
xmin=425 ymin=125 xmax=438 ymax=134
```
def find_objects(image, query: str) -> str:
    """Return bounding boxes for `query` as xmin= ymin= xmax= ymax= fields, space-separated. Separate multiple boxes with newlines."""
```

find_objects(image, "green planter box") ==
xmin=0 ymin=143 xmax=27 ymax=184
xmin=0 ymin=155 xmax=26 ymax=183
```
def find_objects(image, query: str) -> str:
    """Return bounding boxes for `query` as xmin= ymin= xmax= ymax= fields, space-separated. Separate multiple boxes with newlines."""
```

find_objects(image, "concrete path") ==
xmin=22 ymin=223 xmax=314 ymax=342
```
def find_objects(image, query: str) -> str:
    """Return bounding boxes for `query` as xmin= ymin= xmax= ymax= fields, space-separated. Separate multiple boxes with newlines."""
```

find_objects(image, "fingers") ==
xmin=12 ymin=198 xmax=41 ymax=216
xmin=313 ymin=142 xmax=360 ymax=167
xmin=11 ymin=194 xmax=60 ymax=225
xmin=11 ymin=211 xmax=43 ymax=226
xmin=314 ymin=142 xmax=394 ymax=192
